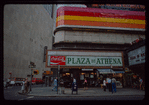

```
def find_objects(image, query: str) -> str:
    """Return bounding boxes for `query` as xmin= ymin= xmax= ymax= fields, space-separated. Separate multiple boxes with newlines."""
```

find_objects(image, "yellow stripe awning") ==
xmin=56 ymin=15 xmax=145 ymax=25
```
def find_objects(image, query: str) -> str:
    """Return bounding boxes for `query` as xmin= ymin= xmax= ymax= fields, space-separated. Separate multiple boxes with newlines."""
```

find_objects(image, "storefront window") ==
xmin=90 ymin=74 xmax=94 ymax=78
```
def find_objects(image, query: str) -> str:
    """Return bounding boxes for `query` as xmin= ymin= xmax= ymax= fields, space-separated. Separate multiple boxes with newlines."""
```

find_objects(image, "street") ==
xmin=4 ymin=84 xmax=145 ymax=101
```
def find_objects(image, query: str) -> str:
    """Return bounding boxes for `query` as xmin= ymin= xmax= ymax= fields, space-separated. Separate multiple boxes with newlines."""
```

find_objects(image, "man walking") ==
xmin=52 ymin=77 xmax=58 ymax=91
xmin=25 ymin=78 xmax=30 ymax=93
xmin=103 ymin=78 xmax=106 ymax=91
xmin=106 ymin=77 xmax=110 ymax=89
xmin=111 ymin=77 xmax=116 ymax=94
xmin=139 ymin=77 xmax=143 ymax=90
xmin=108 ymin=77 xmax=112 ymax=92
xmin=21 ymin=79 xmax=25 ymax=93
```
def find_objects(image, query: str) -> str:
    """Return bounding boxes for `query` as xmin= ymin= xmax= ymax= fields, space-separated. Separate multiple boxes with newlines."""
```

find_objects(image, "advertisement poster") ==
xmin=50 ymin=56 xmax=65 ymax=65
xmin=80 ymin=75 xmax=84 ymax=80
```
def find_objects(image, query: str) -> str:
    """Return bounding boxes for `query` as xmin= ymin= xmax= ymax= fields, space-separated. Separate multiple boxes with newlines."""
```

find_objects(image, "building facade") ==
xmin=4 ymin=4 xmax=57 ymax=82
xmin=47 ymin=4 xmax=145 ymax=88
xmin=124 ymin=39 xmax=145 ymax=88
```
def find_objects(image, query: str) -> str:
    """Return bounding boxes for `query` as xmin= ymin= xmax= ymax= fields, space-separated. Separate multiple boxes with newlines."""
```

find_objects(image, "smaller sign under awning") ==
xmin=97 ymin=69 xmax=125 ymax=74
xmin=114 ymin=71 xmax=125 ymax=73
xmin=97 ymin=69 xmax=115 ymax=74
xmin=82 ymin=69 xmax=93 ymax=71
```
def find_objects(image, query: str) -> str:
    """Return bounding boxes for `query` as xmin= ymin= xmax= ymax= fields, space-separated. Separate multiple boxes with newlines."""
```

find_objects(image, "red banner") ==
xmin=50 ymin=56 xmax=65 ymax=65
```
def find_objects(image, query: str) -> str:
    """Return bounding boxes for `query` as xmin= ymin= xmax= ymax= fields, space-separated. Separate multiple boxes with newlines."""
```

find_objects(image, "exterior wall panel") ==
xmin=4 ymin=5 xmax=55 ymax=80
xmin=54 ymin=30 xmax=145 ymax=44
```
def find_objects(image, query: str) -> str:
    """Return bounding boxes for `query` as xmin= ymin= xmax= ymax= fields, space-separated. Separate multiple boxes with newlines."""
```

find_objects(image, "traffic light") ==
xmin=33 ymin=70 xmax=39 ymax=75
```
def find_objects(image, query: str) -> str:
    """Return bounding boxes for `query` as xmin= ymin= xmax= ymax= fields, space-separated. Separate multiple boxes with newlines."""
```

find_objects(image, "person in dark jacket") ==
xmin=111 ymin=77 xmax=116 ymax=94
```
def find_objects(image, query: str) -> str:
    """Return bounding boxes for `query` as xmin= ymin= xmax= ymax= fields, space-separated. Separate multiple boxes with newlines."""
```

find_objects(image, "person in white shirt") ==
xmin=103 ymin=78 xmax=106 ymax=91
xmin=21 ymin=79 xmax=25 ymax=93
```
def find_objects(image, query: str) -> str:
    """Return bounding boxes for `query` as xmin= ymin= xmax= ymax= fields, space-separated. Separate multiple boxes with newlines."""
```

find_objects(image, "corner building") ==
xmin=47 ymin=4 xmax=145 ymax=88
xmin=4 ymin=4 xmax=57 ymax=83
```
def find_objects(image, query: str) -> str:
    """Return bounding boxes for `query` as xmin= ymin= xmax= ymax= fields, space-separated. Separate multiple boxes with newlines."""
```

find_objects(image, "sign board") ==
xmin=43 ymin=71 xmax=53 ymax=75
xmin=128 ymin=46 xmax=145 ymax=66
xmin=48 ymin=56 xmax=122 ymax=67
xmin=50 ymin=56 xmax=65 ymax=65
xmin=82 ymin=69 xmax=93 ymax=71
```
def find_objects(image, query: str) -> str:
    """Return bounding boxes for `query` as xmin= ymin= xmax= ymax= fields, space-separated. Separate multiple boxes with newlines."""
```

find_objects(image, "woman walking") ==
xmin=84 ymin=78 xmax=88 ymax=91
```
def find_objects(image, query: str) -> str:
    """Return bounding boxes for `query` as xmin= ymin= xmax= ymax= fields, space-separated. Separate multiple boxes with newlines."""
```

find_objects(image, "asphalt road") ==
xmin=4 ymin=84 xmax=145 ymax=101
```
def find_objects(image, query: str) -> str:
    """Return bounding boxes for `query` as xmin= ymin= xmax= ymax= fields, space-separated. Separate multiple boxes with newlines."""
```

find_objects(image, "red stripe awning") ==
xmin=57 ymin=10 xmax=145 ymax=20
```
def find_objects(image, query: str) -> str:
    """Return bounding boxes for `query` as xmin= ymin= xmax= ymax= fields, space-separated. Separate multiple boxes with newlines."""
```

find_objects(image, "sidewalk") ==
xmin=25 ymin=86 xmax=145 ymax=97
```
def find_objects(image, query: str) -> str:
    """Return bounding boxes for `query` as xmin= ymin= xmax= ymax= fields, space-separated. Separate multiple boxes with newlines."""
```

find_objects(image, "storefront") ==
xmin=97 ymin=69 xmax=125 ymax=87
xmin=125 ymin=40 xmax=145 ymax=88
xmin=46 ymin=50 xmax=125 ymax=88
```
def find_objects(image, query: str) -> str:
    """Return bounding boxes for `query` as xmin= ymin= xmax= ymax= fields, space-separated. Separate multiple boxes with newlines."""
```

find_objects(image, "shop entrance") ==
xmin=60 ymin=68 xmax=98 ymax=88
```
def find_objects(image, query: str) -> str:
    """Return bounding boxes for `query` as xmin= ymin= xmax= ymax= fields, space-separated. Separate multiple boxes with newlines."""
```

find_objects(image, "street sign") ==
xmin=29 ymin=65 xmax=36 ymax=68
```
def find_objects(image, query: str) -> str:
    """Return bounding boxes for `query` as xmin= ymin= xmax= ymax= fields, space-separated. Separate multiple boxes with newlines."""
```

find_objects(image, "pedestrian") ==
xmin=52 ymin=77 xmax=57 ymax=91
xmin=6 ymin=78 xmax=10 ymax=88
xmin=21 ymin=79 xmax=25 ymax=93
xmin=139 ymin=77 xmax=143 ymax=90
xmin=25 ymin=78 xmax=29 ymax=93
xmin=111 ymin=77 xmax=116 ymax=94
xmin=106 ymin=77 xmax=110 ymax=89
xmin=84 ymin=78 xmax=88 ymax=91
xmin=103 ymin=78 xmax=106 ymax=91
xmin=108 ymin=77 xmax=112 ymax=92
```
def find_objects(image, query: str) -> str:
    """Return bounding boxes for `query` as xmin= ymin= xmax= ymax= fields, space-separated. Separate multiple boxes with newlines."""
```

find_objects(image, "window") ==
xmin=43 ymin=4 xmax=53 ymax=18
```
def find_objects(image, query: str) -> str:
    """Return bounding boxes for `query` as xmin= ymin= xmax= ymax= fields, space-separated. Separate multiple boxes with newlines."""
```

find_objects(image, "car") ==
xmin=9 ymin=78 xmax=16 ymax=86
xmin=116 ymin=81 xmax=123 ymax=88
xmin=9 ymin=77 xmax=25 ymax=86
xmin=32 ymin=78 xmax=44 ymax=85
xmin=15 ymin=77 xmax=25 ymax=86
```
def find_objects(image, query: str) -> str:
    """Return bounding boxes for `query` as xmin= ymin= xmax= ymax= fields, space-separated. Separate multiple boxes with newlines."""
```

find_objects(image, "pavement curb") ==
xmin=26 ymin=92 xmax=145 ymax=97
xmin=18 ymin=87 xmax=145 ymax=97
xmin=26 ymin=94 xmax=145 ymax=97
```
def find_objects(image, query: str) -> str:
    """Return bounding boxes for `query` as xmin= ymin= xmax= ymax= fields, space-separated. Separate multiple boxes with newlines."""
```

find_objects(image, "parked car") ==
xmin=9 ymin=77 xmax=25 ymax=86
xmin=116 ymin=81 xmax=123 ymax=88
xmin=32 ymin=78 xmax=44 ymax=85
xmin=9 ymin=77 xmax=16 ymax=86
xmin=15 ymin=77 xmax=25 ymax=86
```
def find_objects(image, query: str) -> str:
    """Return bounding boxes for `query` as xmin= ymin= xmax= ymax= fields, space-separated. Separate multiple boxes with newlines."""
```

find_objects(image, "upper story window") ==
xmin=43 ymin=4 xmax=53 ymax=18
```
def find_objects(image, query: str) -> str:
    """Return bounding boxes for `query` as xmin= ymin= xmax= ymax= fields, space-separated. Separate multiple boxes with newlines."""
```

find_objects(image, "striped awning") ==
xmin=56 ymin=6 xmax=145 ymax=31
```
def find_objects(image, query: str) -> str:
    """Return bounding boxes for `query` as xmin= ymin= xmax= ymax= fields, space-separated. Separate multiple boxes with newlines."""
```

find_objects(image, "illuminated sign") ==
xmin=48 ymin=56 xmax=123 ymax=66
xmin=128 ymin=46 xmax=145 ymax=66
